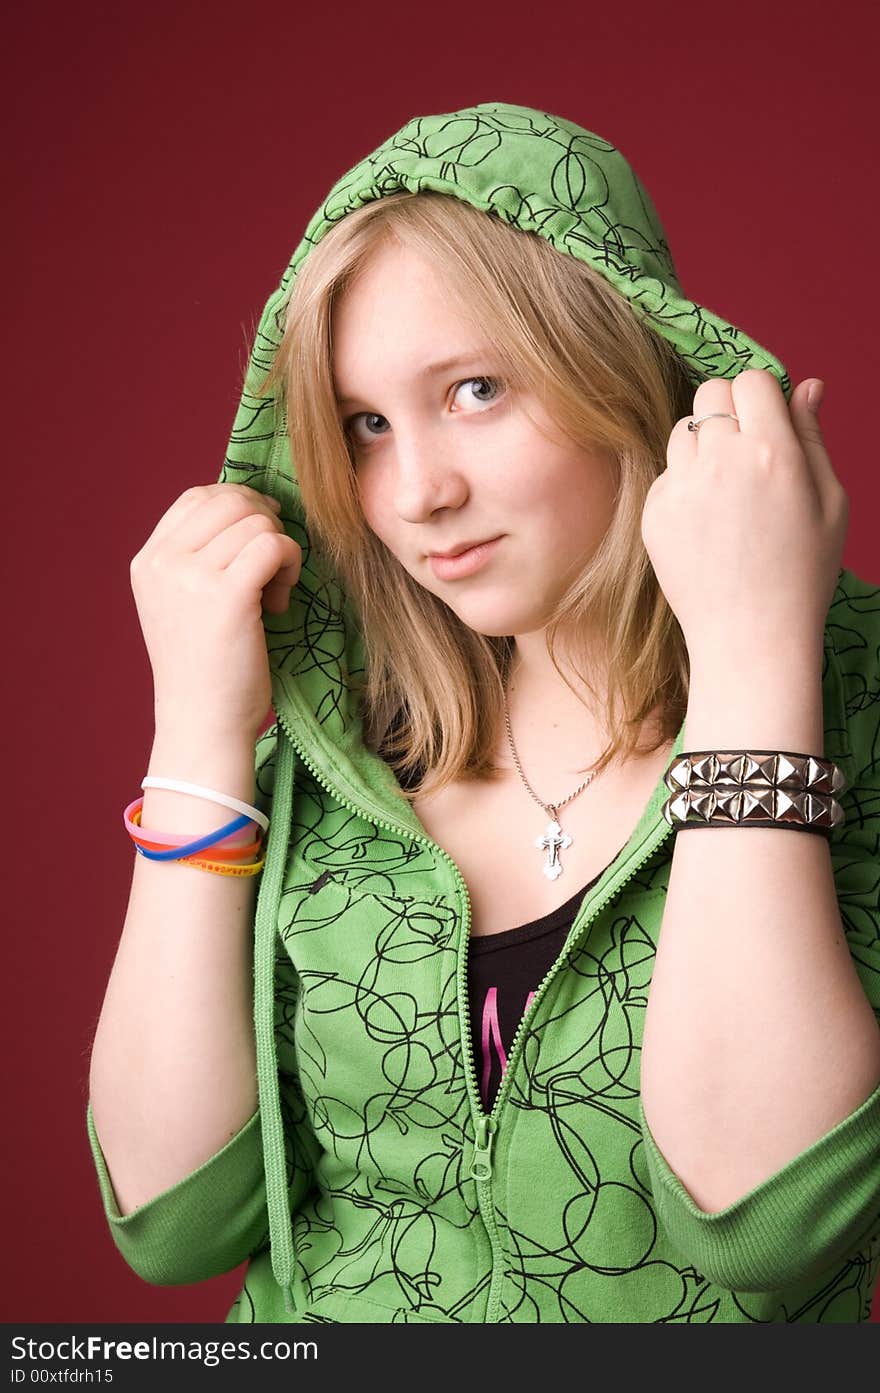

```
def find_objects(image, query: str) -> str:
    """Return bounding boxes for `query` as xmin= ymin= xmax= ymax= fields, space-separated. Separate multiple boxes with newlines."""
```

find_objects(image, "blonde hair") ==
xmin=262 ymin=191 xmax=696 ymax=802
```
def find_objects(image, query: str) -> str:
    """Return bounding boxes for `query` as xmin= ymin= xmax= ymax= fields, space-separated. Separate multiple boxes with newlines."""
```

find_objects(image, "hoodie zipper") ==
xmin=272 ymin=710 xmax=511 ymax=1306
xmin=457 ymin=814 xmax=675 ymax=1323
xmin=273 ymin=705 xmax=674 ymax=1324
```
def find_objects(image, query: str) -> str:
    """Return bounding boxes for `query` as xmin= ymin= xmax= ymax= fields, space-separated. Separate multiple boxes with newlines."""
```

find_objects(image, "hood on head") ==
xmin=221 ymin=98 xmax=790 ymax=777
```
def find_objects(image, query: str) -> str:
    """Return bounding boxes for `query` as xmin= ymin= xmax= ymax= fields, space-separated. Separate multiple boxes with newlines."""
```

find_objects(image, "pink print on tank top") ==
xmin=479 ymin=986 xmax=537 ymax=1110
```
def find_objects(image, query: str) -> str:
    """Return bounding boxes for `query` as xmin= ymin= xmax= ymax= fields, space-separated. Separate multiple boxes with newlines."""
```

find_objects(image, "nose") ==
xmin=391 ymin=429 xmax=469 ymax=522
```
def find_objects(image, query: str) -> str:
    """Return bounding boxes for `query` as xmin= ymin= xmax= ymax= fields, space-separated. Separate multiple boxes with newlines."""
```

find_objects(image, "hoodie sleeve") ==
xmin=85 ymin=1099 xmax=268 ymax=1286
xmin=639 ymin=567 xmax=880 ymax=1293
xmin=85 ymin=722 xmax=293 ymax=1286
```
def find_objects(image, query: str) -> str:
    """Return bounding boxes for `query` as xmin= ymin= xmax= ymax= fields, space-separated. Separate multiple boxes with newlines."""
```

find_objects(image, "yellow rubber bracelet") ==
xmin=174 ymin=853 xmax=266 ymax=877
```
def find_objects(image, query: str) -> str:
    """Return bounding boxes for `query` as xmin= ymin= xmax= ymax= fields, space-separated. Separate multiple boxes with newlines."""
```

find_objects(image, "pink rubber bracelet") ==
xmin=123 ymin=797 xmax=256 ymax=847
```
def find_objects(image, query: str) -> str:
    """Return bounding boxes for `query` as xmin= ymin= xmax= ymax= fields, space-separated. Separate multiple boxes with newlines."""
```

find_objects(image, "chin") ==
xmin=446 ymin=601 xmax=551 ymax=639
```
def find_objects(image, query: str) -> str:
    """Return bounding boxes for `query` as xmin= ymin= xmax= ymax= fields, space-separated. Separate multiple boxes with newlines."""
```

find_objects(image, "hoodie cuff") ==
xmin=638 ymin=1078 xmax=880 ymax=1292
xmin=86 ymin=1100 xmax=269 ymax=1286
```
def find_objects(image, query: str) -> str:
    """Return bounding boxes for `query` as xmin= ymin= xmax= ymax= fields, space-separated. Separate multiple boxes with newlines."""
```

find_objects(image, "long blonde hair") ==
xmin=262 ymin=190 xmax=696 ymax=802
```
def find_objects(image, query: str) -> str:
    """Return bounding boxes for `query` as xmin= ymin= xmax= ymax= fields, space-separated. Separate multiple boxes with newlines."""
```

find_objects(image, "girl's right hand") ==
xmin=130 ymin=483 xmax=303 ymax=739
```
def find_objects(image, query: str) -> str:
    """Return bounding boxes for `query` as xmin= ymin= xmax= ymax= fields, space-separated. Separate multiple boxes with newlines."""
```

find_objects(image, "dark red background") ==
xmin=5 ymin=0 xmax=879 ymax=1323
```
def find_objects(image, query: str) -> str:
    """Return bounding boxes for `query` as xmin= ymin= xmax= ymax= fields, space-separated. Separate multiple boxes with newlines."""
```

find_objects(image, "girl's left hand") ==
xmin=640 ymin=369 xmax=849 ymax=667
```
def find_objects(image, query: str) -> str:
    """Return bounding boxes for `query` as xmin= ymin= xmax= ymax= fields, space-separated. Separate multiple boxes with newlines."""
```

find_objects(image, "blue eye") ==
xmin=345 ymin=376 xmax=506 ymax=450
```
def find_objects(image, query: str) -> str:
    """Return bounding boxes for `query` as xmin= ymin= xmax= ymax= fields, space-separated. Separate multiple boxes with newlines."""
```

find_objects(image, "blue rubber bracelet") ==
xmin=133 ymin=812 xmax=253 ymax=861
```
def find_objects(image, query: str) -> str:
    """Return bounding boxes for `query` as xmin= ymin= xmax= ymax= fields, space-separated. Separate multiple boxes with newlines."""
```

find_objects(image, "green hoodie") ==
xmin=87 ymin=102 xmax=880 ymax=1323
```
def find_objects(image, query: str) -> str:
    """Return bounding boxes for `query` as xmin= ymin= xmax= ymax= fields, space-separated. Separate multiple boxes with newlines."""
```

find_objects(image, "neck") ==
xmin=501 ymin=631 xmax=670 ymax=792
xmin=502 ymin=631 xmax=614 ymax=785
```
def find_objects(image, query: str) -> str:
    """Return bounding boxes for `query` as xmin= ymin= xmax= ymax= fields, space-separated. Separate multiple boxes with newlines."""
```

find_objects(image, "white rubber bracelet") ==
xmin=141 ymin=776 xmax=270 ymax=833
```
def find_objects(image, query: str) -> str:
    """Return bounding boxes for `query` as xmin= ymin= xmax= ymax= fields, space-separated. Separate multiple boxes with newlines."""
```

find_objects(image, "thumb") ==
xmin=790 ymin=377 xmax=826 ymax=442
xmin=806 ymin=378 xmax=825 ymax=415
xmin=790 ymin=378 xmax=840 ymax=493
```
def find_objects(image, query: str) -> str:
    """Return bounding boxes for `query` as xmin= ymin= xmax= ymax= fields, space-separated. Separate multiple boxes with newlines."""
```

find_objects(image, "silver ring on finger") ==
xmin=688 ymin=412 xmax=740 ymax=434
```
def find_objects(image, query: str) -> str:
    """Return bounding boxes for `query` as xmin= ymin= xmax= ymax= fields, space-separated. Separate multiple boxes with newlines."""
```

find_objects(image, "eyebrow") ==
xmin=334 ymin=352 xmax=491 ymax=406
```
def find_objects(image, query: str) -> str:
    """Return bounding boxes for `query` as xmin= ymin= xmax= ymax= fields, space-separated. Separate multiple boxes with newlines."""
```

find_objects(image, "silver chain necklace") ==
xmin=503 ymin=697 xmax=597 ymax=881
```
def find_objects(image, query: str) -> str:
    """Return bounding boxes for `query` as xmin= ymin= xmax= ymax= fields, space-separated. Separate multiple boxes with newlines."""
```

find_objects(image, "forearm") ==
xmin=640 ymin=643 xmax=880 ymax=1214
xmin=88 ymin=726 xmax=261 ymax=1215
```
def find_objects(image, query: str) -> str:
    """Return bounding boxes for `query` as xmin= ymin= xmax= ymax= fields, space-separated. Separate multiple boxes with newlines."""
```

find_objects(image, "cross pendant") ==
xmin=535 ymin=818 xmax=573 ymax=881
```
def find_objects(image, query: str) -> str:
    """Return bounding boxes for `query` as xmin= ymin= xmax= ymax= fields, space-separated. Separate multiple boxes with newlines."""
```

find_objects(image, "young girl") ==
xmin=87 ymin=101 xmax=880 ymax=1323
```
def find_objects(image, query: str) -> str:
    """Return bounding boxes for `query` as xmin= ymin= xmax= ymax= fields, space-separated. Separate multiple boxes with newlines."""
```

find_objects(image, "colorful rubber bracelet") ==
xmin=140 ymin=776 xmax=270 ymax=833
xmin=133 ymin=813 xmax=254 ymax=861
xmin=124 ymin=797 xmax=257 ymax=848
xmin=126 ymin=803 xmax=263 ymax=861
xmin=167 ymin=853 xmax=266 ymax=877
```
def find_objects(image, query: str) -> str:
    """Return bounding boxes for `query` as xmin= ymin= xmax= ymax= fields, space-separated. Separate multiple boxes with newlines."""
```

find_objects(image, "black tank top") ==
xmin=390 ymin=752 xmax=615 ymax=1113
xmin=468 ymin=868 xmax=608 ymax=1112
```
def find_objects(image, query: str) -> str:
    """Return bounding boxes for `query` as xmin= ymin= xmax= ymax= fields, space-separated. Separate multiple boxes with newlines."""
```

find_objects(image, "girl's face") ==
xmin=331 ymin=239 xmax=619 ymax=639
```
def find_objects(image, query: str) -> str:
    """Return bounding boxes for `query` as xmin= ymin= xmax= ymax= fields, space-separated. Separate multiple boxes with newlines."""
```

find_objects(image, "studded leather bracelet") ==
xmin=661 ymin=750 xmax=847 ymax=839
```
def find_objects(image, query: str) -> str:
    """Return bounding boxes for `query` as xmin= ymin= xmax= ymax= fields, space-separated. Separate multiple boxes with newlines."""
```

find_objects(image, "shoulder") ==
xmin=824 ymin=568 xmax=879 ymax=746
xmin=825 ymin=567 xmax=880 ymax=666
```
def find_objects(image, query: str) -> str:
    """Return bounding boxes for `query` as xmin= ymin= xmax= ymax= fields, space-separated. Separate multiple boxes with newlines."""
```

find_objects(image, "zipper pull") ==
xmin=469 ymin=1115 xmax=496 ymax=1181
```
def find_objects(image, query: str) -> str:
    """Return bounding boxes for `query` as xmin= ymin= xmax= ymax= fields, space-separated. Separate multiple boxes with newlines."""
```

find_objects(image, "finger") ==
xmin=689 ymin=378 xmax=739 ymax=445
xmin=729 ymin=368 xmax=800 ymax=450
xmin=225 ymin=531 xmax=302 ymax=600
xmin=137 ymin=485 xmax=213 ymax=552
xmin=261 ymin=572 xmax=299 ymax=612
xmin=147 ymin=483 xmax=279 ymax=551
xmin=164 ymin=487 xmax=283 ymax=554
xmin=198 ymin=511 xmax=288 ymax=570
xmin=665 ymin=378 xmax=736 ymax=470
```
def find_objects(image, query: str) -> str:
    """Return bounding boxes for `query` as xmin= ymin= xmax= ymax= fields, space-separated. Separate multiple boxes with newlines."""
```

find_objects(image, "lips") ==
xmin=428 ymin=538 xmax=498 ymax=558
xmin=427 ymin=536 xmax=503 ymax=580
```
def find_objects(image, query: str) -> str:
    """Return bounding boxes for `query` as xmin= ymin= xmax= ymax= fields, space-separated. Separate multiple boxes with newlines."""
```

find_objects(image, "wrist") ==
xmin=147 ymin=731 xmax=257 ymax=782
xmin=152 ymin=708 xmax=262 ymax=749
xmin=152 ymin=690 xmax=268 ymax=746
xmin=143 ymin=731 xmax=259 ymax=835
xmin=683 ymin=663 xmax=825 ymax=754
xmin=686 ymin=629 xmax=825 ymax=686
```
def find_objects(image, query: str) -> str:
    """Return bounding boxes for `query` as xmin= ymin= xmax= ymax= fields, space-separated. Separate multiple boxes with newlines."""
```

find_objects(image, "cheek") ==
xmin=552 ymin=448 xmax=616 ymax=509
xmin=355 ymin=471 xmax=385 ymax=535
xmin=356 ymin=473 xmax=403 ymax=556
xmin=532 ymin=456 xmax=617 ymax=550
